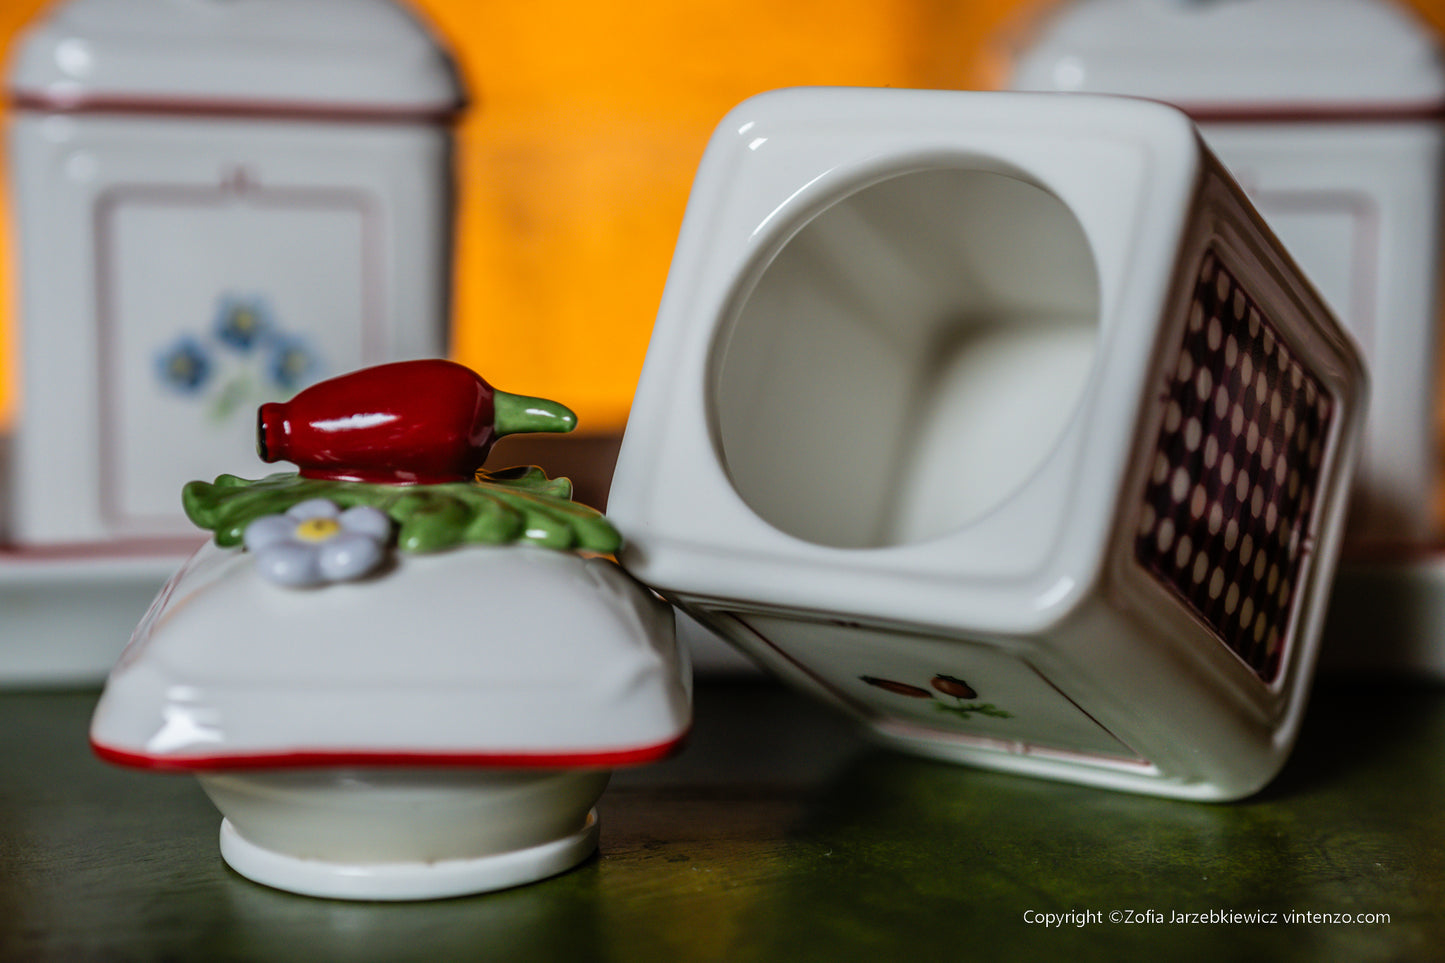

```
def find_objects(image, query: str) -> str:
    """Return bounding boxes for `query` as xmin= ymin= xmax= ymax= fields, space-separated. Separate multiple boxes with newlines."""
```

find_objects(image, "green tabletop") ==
xmin=1 ymin=675 xmax=1441 ymax=962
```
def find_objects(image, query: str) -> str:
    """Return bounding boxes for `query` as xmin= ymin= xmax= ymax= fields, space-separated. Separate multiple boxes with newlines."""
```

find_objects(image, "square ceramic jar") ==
xmin=607 ymin=88 xmax=1367 ymax=800
xmin=3 ymin=0 xmax=461 ymax=546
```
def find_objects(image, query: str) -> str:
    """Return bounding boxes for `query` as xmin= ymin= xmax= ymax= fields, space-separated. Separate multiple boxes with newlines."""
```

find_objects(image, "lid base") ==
xmin=217 ymin=810 xmax=599 ymax=900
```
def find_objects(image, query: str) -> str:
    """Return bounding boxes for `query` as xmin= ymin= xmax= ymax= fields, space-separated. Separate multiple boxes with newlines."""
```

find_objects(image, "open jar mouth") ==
xmin=710 ymin=165 xmax=1101 ymax=550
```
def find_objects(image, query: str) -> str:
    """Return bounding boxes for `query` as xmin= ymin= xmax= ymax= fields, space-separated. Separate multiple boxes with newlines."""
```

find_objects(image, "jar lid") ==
xmin=89 ymin=544 xmax=692 ymax=770
xmin=9 ymin=0 xmax=464 ymax=119
xmin=1010 ymin=0 xmax=1445 ymax=118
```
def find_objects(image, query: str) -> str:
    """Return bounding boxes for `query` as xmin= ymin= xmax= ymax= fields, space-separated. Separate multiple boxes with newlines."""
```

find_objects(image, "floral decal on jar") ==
xmin=213 ymin=296 xmax=269 ymax=351
xmin=266 ymin=332 xmax=321 ymax=392
xmin=155 ymin=294 xmax=322 ymax=422
xmin=243 ymin=498 xmax=392 ymax=588
xmin=156 ymin=335 xmax=213 ymax=393
xmin=860 ymin=674 xmax=1013 ymax=720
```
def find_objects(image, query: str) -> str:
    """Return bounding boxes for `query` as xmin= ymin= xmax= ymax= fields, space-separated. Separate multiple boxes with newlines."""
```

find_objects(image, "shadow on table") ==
xmin=1265 ymin=671 xmax=1445 ymax=800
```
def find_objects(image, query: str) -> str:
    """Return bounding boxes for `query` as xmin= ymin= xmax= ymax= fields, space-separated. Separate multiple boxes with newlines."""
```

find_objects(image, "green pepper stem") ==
xmin=492 ymin=391 xmax=578 ymax=437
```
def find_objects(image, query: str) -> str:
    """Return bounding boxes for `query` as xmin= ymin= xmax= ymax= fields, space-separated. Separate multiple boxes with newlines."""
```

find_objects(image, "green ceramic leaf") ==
xmin=934 ymin=702 xmax=1013 ymax=721
xmin=181 ymin=468 xmax=621 ymax=554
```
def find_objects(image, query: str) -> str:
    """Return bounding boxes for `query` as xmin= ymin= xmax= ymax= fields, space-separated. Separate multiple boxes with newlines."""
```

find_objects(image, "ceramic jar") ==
xmin=1011 ymin=0 xmax=1445 ymax=549
xmin=4 ymin=0 xmax=463 ymax=545
xmin=607 ymin=88 xmax=1367 ymax=800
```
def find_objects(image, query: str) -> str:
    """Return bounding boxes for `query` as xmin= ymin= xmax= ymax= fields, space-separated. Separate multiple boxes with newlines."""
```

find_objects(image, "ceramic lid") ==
xmin=90 ymin=543 xmax=692 ymax=770
xmin=9 ymin=0 xmax=463 ymax=116
xmin=1010 ymin=0 xmax=1445 ymax=115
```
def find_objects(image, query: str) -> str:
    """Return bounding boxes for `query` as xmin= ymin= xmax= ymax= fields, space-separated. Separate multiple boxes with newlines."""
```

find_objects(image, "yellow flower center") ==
xmin=294 ymin=517 xmax=341 ymax=542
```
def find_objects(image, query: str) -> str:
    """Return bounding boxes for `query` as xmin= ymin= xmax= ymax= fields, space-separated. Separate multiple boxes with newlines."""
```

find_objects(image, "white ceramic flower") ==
xmin=243 ymin=499 xmax=393 ymax=587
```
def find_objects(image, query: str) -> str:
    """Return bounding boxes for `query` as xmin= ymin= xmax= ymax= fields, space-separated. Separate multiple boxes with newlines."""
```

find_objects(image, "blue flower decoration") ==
xmin=156 ymin=336 xmax=212 ymax=393
xmin=212 ymin=297 xmax=271 ymax=353
xmin=243 ymin=499 xmax=392 ymax=588
xmin=268 ymin=334 xmax=320 ymax=391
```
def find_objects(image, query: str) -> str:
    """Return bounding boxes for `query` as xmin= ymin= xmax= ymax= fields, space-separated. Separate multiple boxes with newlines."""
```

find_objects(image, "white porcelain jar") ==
xmin=1011 ymin=0 xmax=1445 ymax=549
xmin=4 ymin=0 xmax=464 ymax=546
xmin=609 ymin=88 xmax=1366 ymax=799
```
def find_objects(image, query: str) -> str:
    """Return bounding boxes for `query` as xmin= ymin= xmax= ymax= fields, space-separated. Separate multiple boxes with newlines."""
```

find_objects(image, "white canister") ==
xmin=1011 ymin=0 xmax=1445 ymax=549
xmin=609 ymin=88 xmax=1366 ymax=799
xmin=3 ymin=0 xmax=464 ymax=546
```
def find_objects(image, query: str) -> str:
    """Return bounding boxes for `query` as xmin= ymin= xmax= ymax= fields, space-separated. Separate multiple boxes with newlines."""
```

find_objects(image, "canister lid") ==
xmin=9 ymin=0 xmax=464 ymax=118
xmin=1011 ymin=0 xmax=1445 ymax=117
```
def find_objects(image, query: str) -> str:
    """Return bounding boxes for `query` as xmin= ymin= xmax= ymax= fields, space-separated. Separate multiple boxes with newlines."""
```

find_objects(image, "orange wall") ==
xmin=0 ymin=0 xmax=47 ymax=430
xmin=2 ymin=0 xmax=1445 ymax=432
xmin=423 ymin=0 xmax=1030 ymax=429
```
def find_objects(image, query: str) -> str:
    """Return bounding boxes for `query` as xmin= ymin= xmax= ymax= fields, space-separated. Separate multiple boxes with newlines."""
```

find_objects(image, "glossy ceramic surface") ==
xmin=90 ymin=528 xmax=687 ymax=899
xmin=204 ymin=770 xmax=608 ymax=901
xmin=608 ymin=87 xmax=1366 ymax=800
xmin=259 ymin=360 xmax=577 ymax=484
xmin=91 ymin=542 xmax=688 ymax=768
